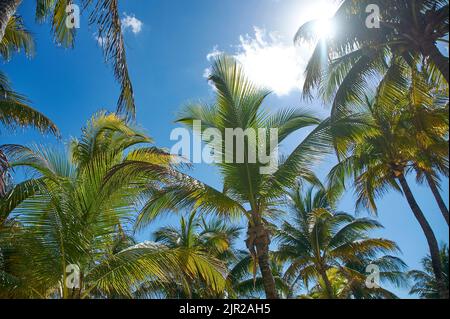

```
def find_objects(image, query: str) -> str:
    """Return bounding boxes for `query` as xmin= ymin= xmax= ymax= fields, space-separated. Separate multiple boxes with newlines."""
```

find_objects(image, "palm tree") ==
xmin=276 ymin=183 xmax=407 ymax=299
xmin=0 ymin=0 xmax=137 ymax=117
xmin=137 ymin=211 xmax=240 ymax=299
xmin=1 ymin=13 xmax=58 ymax=196
xmin=327 ymin=86 xmax=448 ymax=298
xmin=295 ymin=0 xmax=449 ymax=121
xmin=409 ymin=244 xmax=449 ymax=299
xmin=0 ymin=112 xmax=224 ymax=298
xmin=105 ymin=55 xmax=349 ymax=299
xmin=396 ymin=70 xmax=449 ymax=225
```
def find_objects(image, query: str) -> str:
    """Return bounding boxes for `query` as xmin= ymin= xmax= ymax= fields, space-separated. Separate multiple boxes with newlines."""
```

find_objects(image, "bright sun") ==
xmin=220 ymin=0 xmax=340 ymax=96
xmin=314 ymin=18 xmax=335 ymax=39
xmin=286 ymin=0 xmax=339 ymax=38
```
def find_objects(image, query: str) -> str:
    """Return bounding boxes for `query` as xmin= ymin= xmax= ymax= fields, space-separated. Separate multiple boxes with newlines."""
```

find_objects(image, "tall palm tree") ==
xmin=409 ymin=244 xmax=449 ymax=299
xmin=397 ymin=70 xmax=449 ymax=225
xmin=0 ymin=13 xmax=58 ymax=196
xmin=0 ymin=112 xmax=224 ymax=298
xmin=327 ymin=86 xmax=448 ymax=298
xmin=295 ymin=0 xmax=449 ymax=121
xmin=105 ymin=55 xmax=350 ymax=299
xmin=276 ymin=184 xmax=407 ymax=299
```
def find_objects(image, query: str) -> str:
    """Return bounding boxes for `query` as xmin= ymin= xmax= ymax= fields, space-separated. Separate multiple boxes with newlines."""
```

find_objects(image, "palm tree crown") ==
xmin=276 ymin=183 xmax=407 ymax=299
xmin=0 ymin=113 xmax=224 ymax=298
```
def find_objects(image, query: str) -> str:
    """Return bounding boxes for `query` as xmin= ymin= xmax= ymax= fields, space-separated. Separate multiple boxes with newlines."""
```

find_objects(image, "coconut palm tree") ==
xmin=396 ymin=70 xmax=449 ymax=225
xmin=295 ymin=0 xmax=449 ymax=121
xmin=0 ymin=112 xmax=225 ymax=298
xmin=276 ymin=183 xmax=407 ymax=299
xmin=409 ymin=244 xmax=449 ymax=299
xmin=0 ymin=13 xmax=58 ymax=196
xmin=135 ymin=211 xmax=240 ymax=299
xmin=327 ymin=85 xmax=448 ymax=298
xmin=104 ymin=55 xmax=352 ymax=299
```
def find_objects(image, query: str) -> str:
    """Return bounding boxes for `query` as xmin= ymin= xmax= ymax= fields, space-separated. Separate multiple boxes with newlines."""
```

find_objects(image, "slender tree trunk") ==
xmin=425 ymin=172 xmax=449 ymax=226
xmin=256 ymin=241 xmax=278 ymax=299
xmin=421 ymin=41 xmax=450 ymax=84
xmin=398 ymin=175 xmax=449 ymax=299
xmin=246 ymin=221 xmax=279 ymax=299
xmin=0 ymin=149 xmax=8 ymax=197
xmin=0 ymin=0 xmax=22 ymax=42
xmin=319 ymin=267 xmax=334 ymax=299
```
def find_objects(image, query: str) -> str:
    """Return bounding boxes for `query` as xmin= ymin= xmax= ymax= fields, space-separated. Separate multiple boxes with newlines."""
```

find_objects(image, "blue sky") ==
xmin=3 ymin=0 xmax=449 ymax=298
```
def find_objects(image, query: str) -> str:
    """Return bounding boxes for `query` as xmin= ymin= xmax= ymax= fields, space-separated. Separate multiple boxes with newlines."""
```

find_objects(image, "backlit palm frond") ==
xmin=84 ymin=244 xmax=226 ymax=298
xmin=37 ymin=0 xmax=136 ymax=116
xmin=0 ymin=99 xmax=59 ymax=135
xmin=70 ymin=111 xmax=151 ymax=167
xmin=49 ymin=0 xmax=76 ymax=48
xmin=207 ymin=54 xmax=271 ymax=129
xmin=408 ymin=244 xmax=449 ymax=298
xmin=88 ymin=0 xmax=136 ymax=117
xmin=265 ymin=107 xmax=321 ymax=143
xmin=270 ymin=118 xmax=335 ymax=193
xmin=131 ymin=168 xmax=247 ymax=231
xmin=35 ymin=0 xmax=57 ymax=23
xmin=277 ymin=184 xmax=406 ymax=299
xmin=0 ymin=15 xmax=34 ymax=60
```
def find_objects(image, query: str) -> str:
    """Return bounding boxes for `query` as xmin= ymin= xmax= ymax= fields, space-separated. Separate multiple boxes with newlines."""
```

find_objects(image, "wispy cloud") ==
xmin=94 ymin=13 xmax=143 ymax=46
xmin=205 ymin=27 xmax=314 ymax=96
xmin=121 ymin=13 xmax=143 ymax=34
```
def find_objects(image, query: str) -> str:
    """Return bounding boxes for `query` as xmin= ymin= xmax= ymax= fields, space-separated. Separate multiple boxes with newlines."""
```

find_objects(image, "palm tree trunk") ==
xmin=425 ymin=172 xmax=449 ymax=226
xmin=319 ymin=267 xmax=334 ymax=299
xmin=398 ymin=175 xmax=449 ymax=299
xmin=246 ymin=222 xmax=279 ymax=299
xmin=0 ymin=149 xmax=8 ymax=197
xmin=0 ymin=0 xmax=22 ymax=42
xmin=420 ymin=41 xmax=450 ymax=84
xmin=256 ymin=242 xmax=278 ymax=299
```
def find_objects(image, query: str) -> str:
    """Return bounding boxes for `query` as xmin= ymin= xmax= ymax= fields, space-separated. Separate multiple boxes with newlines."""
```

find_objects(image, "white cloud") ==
xmin=121 ymin=13 xmax=143 ymax=34
xmin=206 ymin=46 xmax=222 ymax=62
xmin=203 ymin=46 xmax=224 ymax=90
xmin=205 ymin=27 xmax=314 ymax=96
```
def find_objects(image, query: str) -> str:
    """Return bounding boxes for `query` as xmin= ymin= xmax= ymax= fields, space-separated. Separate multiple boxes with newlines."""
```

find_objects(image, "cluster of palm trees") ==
xmin=294 ymin=0 xmax=449 ymax=299
xmin=0 ymin=0 xmax=449 ymax=299
xmin=1 ymin=0 xmax=138 ymax=193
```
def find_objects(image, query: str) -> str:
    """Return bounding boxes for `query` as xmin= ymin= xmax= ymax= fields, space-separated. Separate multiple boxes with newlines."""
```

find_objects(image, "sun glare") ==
xmin=286 ymin=0 xmax=339 ymax=37
xmin=314 ymin=18 xmax=335 ymax=39
xmin=217 ymin=1 xmax=340 ymax=96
